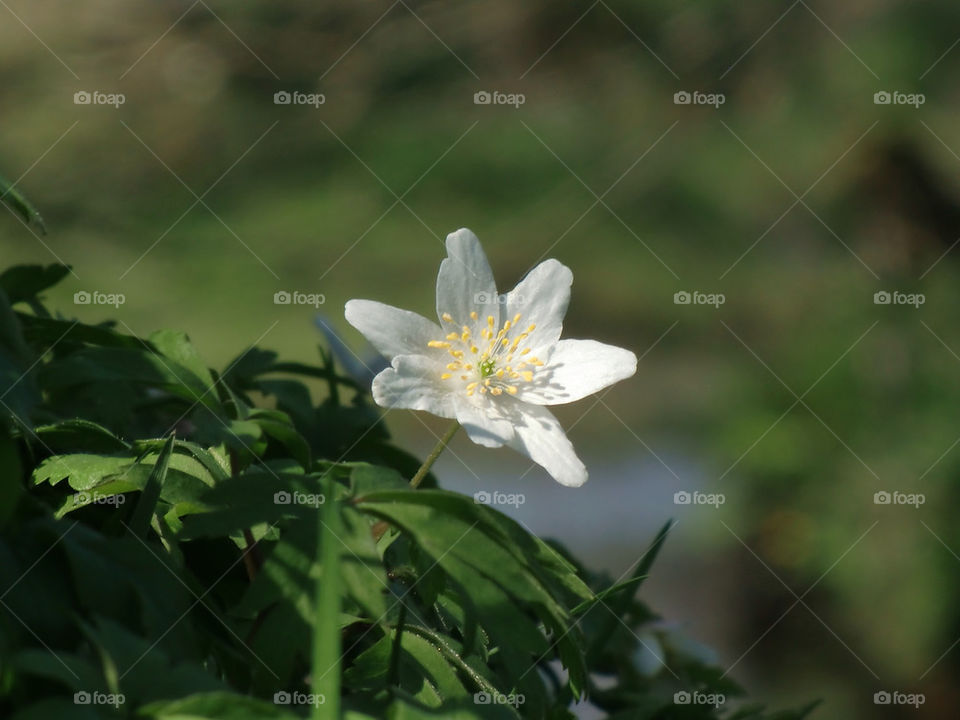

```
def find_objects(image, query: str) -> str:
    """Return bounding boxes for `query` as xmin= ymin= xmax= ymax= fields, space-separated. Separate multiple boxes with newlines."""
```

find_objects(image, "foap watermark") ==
xmin=873 ymin=90 xmax=925 ymax=108
xmin=274 ymin=90 xmax=325 ymax=108
xmin=474 ymin=490 xmax=525 ymax=508
xmin=274 ymin=490 xmax=325 ymax=507
xmin=74 ymin=691 xmax=125 ymax=708
xmin=674 ymin=290 xmax=725 ymax=308
xmin=473 ymin=291 xmax=525 ymax=306
xmin=274 ymin=290 xmax=325 ymax=308
xmin=474 ymin=691 xmax=524 ymax=707
xmin=874 ymin=690 xmax=924 ymax=708
xmin=74 ymin=290 xmax=125 ymax=308
xmin=474 ymin=90 xmax=525 ymax=108
xmin=673 ymin=90 xmax=725 ymax=108
xmin=874 ymin=490 xmax=925 ymax=508
xmin=74 ymin=492 xmax=126 ymax=507
xmin=873 ymin=290 xmax=924 ymax=308
xmin=674 ymin=490 xmax=725 ymax=508
xmin=674 ymin=690 xmax=725 ymax=708
xmin=74 ymin=90 xmax=125 ymax=108
xmin=273 ymin=691 xmax=325 ymax=707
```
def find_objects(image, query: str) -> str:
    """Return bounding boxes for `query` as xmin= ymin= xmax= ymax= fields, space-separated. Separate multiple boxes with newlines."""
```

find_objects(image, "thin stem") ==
xmin=387 ymin=602 xmax=408 ymax=688
xmin=409 ymin=422 xmax=460 ymax=489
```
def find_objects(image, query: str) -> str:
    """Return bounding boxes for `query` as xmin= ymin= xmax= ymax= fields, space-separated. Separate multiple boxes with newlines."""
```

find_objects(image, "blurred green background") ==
xmin=3 ymin=1 xmax=960 ymax=717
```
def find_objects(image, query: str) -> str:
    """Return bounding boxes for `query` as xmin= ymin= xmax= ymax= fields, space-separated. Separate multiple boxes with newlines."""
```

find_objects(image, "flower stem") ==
xmin=409 ymin=422 xmax=460 ymax=489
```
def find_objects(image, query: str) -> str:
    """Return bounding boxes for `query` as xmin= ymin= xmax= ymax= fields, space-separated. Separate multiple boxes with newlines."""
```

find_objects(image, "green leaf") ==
xmin=354 ymin=487 xmax=585 ymax=710
xmin=588 ymin=520 xmax=673 ymax=660
xmin=0 ymin=428 xmax=23 ymax=528
xmin=385 ymin=697 xmax=519 ymax=720
xmin=33 ymin=453 xmax=134 ymax=489
xmin=78 ymin=616 xmax=223 ymax=706
xmin=11 ymin=700 xmax=101 ymax=720
xmin=404 ymin=625 xmax=499 ymax=700
xmin=0 ymin=288 xmax=39 ymax=421
xmin=0 ymin=174 xmax=45 ymax=232
xmin=33 ymin=419 xmax=131 ymax=453
xmin=128 ymin=435 xmax=175 ymax=537
xmin=138 ymin=692 xmax=302 ymax=720
xmin=0 ymin=264 xmax=69 ymax=303
xmin=249 ymin=408 xmax=311 ymax=469
xmin=571 ymin=575 xmax=647 ymax=617
xmin=16 ymin=313 xmax=144 ymax=350
xmin=41 ymin=347 xmax=221 ymax=411
xmin=176 ymin=470 xmax=324 ymax=540
xmin=338 ymin=504 xmax=388 ymax=620
xmin=12 ymin=648 xmax=104 ymax=692
xmin=148 ymin=329 xmax=216 ymax=394
xmin=313 ymin=474 xmax=342 ymax=720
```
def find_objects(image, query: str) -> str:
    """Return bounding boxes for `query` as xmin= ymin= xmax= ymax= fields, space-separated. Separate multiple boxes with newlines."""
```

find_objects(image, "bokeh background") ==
xmin=3 ymin=2 xmax=960 ymax=717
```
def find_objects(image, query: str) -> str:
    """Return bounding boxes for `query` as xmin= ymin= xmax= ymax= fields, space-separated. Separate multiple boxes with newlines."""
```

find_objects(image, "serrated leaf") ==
xmin=33 ymin=453 xmax=134 ymax=489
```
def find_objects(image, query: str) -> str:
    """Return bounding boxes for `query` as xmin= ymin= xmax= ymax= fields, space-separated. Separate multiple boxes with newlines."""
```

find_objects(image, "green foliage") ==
xmin=0 ymin=174 xmax=45 ymax=233
xmin=0 ymin=259 xmax=816 ymax=718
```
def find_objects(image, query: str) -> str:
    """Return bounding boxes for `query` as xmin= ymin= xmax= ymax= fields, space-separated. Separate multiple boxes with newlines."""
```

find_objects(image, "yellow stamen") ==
xmin=434 ymin=310 xmax=540 ymax=399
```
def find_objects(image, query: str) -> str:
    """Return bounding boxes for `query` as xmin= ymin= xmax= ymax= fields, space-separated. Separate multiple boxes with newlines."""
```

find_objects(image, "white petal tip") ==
xmin=343 ymin=298 xmax=364 ymax=326
xmin=557 ymin=473 xmax=587 ymax=488
xmin=445 ymin=227 xmax=480 ymax=251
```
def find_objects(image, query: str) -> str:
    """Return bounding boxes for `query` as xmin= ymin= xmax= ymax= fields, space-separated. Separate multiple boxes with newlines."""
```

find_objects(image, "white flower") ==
xmin=344 ymin=228 xmax=637 ymax=487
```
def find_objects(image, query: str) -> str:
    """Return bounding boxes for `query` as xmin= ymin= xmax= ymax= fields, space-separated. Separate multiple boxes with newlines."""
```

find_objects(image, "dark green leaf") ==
xmin=0 ymin=264 xmax=69 ymax=303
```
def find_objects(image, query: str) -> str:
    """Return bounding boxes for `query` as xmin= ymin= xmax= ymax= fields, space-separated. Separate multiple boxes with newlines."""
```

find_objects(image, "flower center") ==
xmin=427 ymin=310 xmax=544 ymax=397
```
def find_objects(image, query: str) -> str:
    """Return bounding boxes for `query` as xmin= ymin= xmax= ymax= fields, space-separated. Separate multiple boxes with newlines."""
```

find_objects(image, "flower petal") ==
xmin=516 ymin=338 xmax=637 ymax=405
xmin=453 ymin=396 xmax=516 ymax=448
xmin=371 ymin=354 xmax=457 ymax=418
xmin=345 ymin=299 xmax=442 ymax=362
xmin=505 ymin=402 xmax=587 ymax=487
xmin=435 ymin=228 xmax=500 ymax=334
xmin=503 ymin=258 xmax=572 ymax=354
